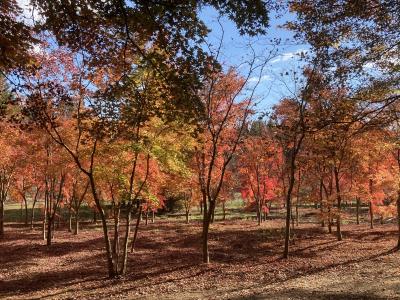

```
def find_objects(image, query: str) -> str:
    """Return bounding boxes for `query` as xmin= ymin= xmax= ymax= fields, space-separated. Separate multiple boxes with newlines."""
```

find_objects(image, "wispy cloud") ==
xmin=17 ymin=0 xmax=43 ymax=25
xmin=248 ymin=74 xmax=272 ymax=83
xmin=270 ymin=49 xmax=307 ymax=64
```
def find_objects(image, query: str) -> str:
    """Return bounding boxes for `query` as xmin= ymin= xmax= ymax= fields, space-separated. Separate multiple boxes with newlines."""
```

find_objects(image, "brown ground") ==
xmin=0 ymin=217 xmax=399 ymax=299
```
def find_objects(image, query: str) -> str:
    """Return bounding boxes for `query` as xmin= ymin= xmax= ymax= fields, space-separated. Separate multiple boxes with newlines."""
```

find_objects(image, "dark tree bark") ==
xmin=30 ymin=188 xmax=40 ymax=230
xmin=334 ymin=166 xmax=342 ymax=241
xmin=397 ymin=192 xmax=400 ymax=250
xmin=131 ymin=205 xmax=142 ymax=252
xmin=74 ymin=209 xmax=80 ymax=235
xmin=0 ymin=201 xmax=4 ymax=238
xmin=369 ymin=201 xmax=374 ymax=229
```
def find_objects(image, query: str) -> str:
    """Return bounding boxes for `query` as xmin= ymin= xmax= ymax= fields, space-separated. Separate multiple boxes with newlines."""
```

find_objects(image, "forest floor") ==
xmin=0 ymin=214 xmax=399 ymax=299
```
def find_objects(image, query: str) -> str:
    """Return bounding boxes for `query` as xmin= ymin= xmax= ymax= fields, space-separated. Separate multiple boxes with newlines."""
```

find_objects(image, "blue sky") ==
xmin=200 ymin=7 xmax=310 ymax=114
xmin=16 ymin=0 xmax=309 ymax=114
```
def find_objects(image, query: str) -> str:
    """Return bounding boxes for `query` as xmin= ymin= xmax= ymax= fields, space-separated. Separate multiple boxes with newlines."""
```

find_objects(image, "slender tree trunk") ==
xmin=131 ymin=205 xmax=142 ymax=252
xmin=20 ymin=202 xmax=23 ymax=223
xmin=145 ymin=210 xmax=148 ymax=226
xmin=284 ymin=149 xmax=297 ymax=259
xmin=328 ymin=205 xmax=332 ymax=233
xmin=74 ymin=209 xmax=79 ymax=235
xmin=284 ymin=189 xmax=293 ymax=258
xmin=56 ymin=206 xmax=61 ymax=229
xmin=0 ymin=200 xmax=4 ymax=238
xmin=369 ymin=201 xmax=374 ymax=229
xmin=202 ymin=199 xmax=215 ymax=264
xmin=87 ymin=174 xmax=116 ymax=278
xmin=296 ymin=169 xmax=301 ymax=227
xmin=256 ymin=199 xmax=261 ymax=225
xmin=185 ymin=209 xmax=190 ymax=224
xmin=30 ymin=198 xmax=38 ymax=230
xmin=291 ymin=203 xmax=295 ymax=230
xmin=120 ymin=206 xmax=132 ymax=275
xmin=356 ymin=197 xmax=360 ymax=225
xmin=112 ymin=205 xmax=120 ymax=274
xmin=68 ymin=207 xmax=73 ymax=232
xmin=334 ymin=167 xmax=342 ymax=241
xmin=320 ymin=183 xmax=325 ymax=227
xmin=397 ymin=150 xmax=400 ymax=250
xmin=46 ymin=216 xmax=53 ymax=246
xmin=43 ymin=196 xmax=47 ymax=240
xmin=23 ymin=198 xmax=28 ymax=226
xmin=397 ymin=191 xmax=400 ymax=250
xmin=151 ymin=211 xmax=155 ymax=223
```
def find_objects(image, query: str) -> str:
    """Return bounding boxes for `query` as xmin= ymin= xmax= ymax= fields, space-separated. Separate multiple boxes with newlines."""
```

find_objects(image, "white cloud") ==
xmin=248 ymin=74 xmax=272 ymax=83
xmin=17 ymin=0 xmax=43 ymax=25
xmin=270 ymin=49 xmax=307 ymax=64
xmin=363 ymin=62 xmax=375 ymax=69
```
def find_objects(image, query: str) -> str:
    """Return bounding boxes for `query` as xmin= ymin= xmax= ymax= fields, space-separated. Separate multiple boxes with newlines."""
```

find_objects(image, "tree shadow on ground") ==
xmin=0 ymin=221 xmax=398 ymax=299
xmin=230 ymin=289 xmax=389 ymax=300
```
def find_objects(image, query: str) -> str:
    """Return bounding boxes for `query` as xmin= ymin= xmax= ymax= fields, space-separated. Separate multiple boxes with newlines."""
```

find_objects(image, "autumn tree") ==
xmin=195 ymin=68 xmax=260 ymax=263
xmin=238 ymin=123 xmax=279 ymax=225
xmin=0 ymin=124 xmax=18 ymax=237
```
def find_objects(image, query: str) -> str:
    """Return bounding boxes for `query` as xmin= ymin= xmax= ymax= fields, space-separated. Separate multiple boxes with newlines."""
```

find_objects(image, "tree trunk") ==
xmin=185 ymin=209 xmax=189 ymax=224
xmin=93 ymin=209 xmax=97 ymax=223
xmin=68 ymin=208 xmax=73 ymax=232
xmin=328 ymin=205 xmax=332 ymax=233
xmin=43 ymin=197 xmax=47 ymax=240
xmin=284 ymin=150 xmax=297 ymax=259
xmin=296 ymin=169 xmax=301 ymax=227
xmin=120 ymin=206 xmax=132 ymax=275
xmin=112 ymin=206 xmax=120 ymax=275
xmin=30 ymin=200 xmax=37 ymax=230
xmin=356 ymin=197 xmax=360 ymax=225
xmin=20 ymin=202 xmax=23 ymax=223
xmin=151 ymin=211 xmax=155 ymax=223
xmin=284 ymin=189 xmax=293 ymax=259
xmin=291 ymin=203 xmax=295 ymax=230
xmin=0 ymin=200 xmax=4 ymax=238
xmin=222 ymin=202 xmax=226 ymax=221
xmin=397 ymin=192 xmax=400 ymax=250
xmin=334 ymin=166 xmax=342 ymax=241
xmin=23 ymin=198 xmax=28 ymax=226
xmin=56 ymin=207 xmax=61 ymax=229
xmin=202 ymin=199 xmax=215 ymax=264
xmin=74 ymin=209 xmax=79 ymax=235
xmin=320 ymin=197 xmax=325 ymax=228
xmin=131 ymin=205 xmax=142 ymax=252
xmin=46 ymin=216 xmax=52 ymax=246
xmin=145 ymin=210 xmax=148 ymax=226
xmin=369 ymin=201 xmax=374 ymax=229
xmin=87 ymin=174 xmax=116 ymax=278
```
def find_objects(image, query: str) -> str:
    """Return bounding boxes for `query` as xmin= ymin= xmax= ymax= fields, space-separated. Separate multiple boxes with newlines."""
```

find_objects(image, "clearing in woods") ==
xmin=0 ymin=208 xmax=399 ymax=299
